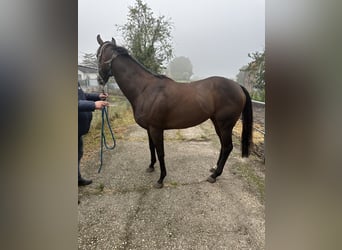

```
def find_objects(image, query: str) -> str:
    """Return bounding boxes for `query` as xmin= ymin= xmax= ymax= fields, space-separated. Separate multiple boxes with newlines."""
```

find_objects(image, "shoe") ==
xmin=78 ymin=177 xmax=92 ymax=186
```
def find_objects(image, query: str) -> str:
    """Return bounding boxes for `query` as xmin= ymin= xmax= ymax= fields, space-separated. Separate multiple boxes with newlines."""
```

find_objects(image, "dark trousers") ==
xmin=78 ymin=136 xmax=83 ymax=179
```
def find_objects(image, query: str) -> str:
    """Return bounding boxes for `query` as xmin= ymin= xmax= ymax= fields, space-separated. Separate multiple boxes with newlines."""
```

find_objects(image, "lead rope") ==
xmin=98 ymin=87 xmax=116 ymax=173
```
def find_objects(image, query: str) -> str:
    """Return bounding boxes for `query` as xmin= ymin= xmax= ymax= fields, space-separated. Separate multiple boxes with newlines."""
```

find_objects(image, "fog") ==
xmin=78 ymin=0 xmax=264 ymax=79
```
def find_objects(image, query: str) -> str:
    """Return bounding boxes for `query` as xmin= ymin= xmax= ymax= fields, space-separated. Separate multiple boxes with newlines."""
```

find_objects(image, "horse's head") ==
xmin=96 ymin=34 xmax=117 ymax=85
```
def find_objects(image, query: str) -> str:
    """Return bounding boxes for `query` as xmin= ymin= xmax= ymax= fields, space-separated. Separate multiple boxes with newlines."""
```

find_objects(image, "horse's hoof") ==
xmin=207 ymin=176 xmax=216 ymax=183
xmin=146 ymin=167 xmax=154 ymax=173
xmin=154 ymin=182 xmax=164 ymax=189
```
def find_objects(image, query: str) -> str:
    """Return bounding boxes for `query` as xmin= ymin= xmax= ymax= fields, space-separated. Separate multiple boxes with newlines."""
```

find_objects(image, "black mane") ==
xmin=113 ymin=46 xmax=129 ymax=56
xmin=113 ymin=46 xmax=171 ymax=80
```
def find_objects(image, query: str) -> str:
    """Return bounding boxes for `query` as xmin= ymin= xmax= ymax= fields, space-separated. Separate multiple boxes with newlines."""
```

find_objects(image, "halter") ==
xmin=97 ymin=42 xmax=118 ymax=83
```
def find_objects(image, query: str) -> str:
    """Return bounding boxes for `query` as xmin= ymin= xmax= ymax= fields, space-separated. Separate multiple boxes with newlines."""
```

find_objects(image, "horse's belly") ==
xmin=165 ymin=111 xmax=209 ymax=129
xmin=133 ymin=103 xmax=210 ymax=129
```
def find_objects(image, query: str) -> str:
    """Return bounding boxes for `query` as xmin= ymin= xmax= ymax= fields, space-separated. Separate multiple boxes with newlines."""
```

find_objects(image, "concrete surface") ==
xmin=78 ymin=122 xmax=265 ymax=249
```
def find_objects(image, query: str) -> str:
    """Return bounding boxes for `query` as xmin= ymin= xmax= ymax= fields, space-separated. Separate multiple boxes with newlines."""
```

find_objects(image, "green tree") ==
xmin=80 ymin=53 xmax=97 ymax=68
xmin=245 ymin=50 xmax=265 ymax=90
xmin=116 ymin=0 xmax=173 ymax=74
xmin=168 ymin=56 xmax=193 ymax=81
xmin=237 ymin=49 xmax=265 ymax=101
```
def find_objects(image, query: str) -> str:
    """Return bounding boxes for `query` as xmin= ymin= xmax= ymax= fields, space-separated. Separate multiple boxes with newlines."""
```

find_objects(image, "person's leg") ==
xmin=78 ymin=136 xmax=92 ymax=186
xmin=78 ymin=136 xmax=83 ymax=179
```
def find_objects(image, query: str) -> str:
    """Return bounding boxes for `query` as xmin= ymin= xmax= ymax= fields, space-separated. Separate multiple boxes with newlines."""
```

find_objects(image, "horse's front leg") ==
xmin=146 ymin=130 xmax=156 ymax=173
xmin=148 ymin=127 xmax=166 ymax=188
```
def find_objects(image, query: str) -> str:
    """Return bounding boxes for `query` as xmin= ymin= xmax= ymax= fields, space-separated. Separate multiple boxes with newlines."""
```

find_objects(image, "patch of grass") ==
xmin=232 ymin=161 xmax=265 ymax=203
xmin=82 ymin=95 xmax=135 ymax=161
xmin=199 ymin=134 xmax=210 ymax=141
xmin=170 ymin=181 xmax=178 ymax=187
xmin=175 ymin=130 xmax=185 ymax=141
xmin=98 ymin=183 xmax=105 ymax=192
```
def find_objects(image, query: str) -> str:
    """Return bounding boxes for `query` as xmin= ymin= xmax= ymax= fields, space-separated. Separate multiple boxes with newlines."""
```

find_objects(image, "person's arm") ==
xmin=85 ymin=93 xmax=101 ymax=101
xmin=79 ymin=99 xmax=109 ymax=112
xmin=78 ymin=100 xmax=96 ymax=112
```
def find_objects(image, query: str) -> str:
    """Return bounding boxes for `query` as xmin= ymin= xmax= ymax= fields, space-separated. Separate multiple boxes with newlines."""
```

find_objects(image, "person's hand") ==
xmin=99 ymin=93 xmax=108 ymax=100
xmin=94 ymin=101 xmax=109 ymax=110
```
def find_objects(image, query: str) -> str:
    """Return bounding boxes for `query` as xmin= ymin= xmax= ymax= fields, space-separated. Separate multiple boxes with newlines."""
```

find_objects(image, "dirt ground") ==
xmin=78 ymin=121 xmax=265 ymax=249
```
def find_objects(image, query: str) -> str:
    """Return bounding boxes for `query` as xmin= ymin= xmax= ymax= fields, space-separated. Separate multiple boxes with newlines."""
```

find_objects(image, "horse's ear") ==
xmin=97 ymin=34 xmax=104 ymax=45
xmin=111 ymin=37 xmax=116 ymax=46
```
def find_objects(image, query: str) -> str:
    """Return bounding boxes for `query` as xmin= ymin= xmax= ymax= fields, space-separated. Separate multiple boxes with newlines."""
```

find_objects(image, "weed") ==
xmin=98 ymin=183 xmax=105 ymax=192
xmin=170 ymin=181 xmax=178 ymax=186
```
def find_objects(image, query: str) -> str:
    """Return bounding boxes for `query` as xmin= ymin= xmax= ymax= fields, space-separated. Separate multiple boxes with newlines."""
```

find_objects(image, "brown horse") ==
xmin=96 ymin=35 xmax=253 ymax=188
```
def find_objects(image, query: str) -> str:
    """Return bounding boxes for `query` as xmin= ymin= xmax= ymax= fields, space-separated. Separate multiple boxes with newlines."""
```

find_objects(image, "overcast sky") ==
xmin=78 ymin=0 xmax=264 ymax=79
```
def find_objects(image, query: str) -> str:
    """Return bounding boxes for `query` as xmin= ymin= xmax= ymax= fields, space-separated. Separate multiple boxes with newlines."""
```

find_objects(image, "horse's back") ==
xmin=191 ymin=76 xmax=245 ymax=104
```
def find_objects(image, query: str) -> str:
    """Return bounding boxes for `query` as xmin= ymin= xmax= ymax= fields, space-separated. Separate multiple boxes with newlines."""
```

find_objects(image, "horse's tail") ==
xmin=240 ymin=86 xmax=253 ymax=157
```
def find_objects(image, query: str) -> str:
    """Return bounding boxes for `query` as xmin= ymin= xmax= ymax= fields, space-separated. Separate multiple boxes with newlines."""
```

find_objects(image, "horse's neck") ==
xmin=112 ymin=57 xmax=151 ymax=106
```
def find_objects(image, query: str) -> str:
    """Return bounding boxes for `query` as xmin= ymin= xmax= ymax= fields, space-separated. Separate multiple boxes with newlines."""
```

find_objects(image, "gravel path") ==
xmin=78 ymin=121 xmax=265 ymax=249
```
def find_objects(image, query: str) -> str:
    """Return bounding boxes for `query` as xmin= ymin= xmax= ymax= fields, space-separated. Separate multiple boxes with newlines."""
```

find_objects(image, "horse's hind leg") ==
xmin=210 ymin=120 xmax=222 ymax=173
xmin=210 ymin=149 xmax=222 ymax=173
xmin=207 ymin=122 xmax=234 ymax=183
xmin=149 ymin=127 xmax=166 ymax=188
xmin=146 ymin=130 xmax=156 ymax=172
